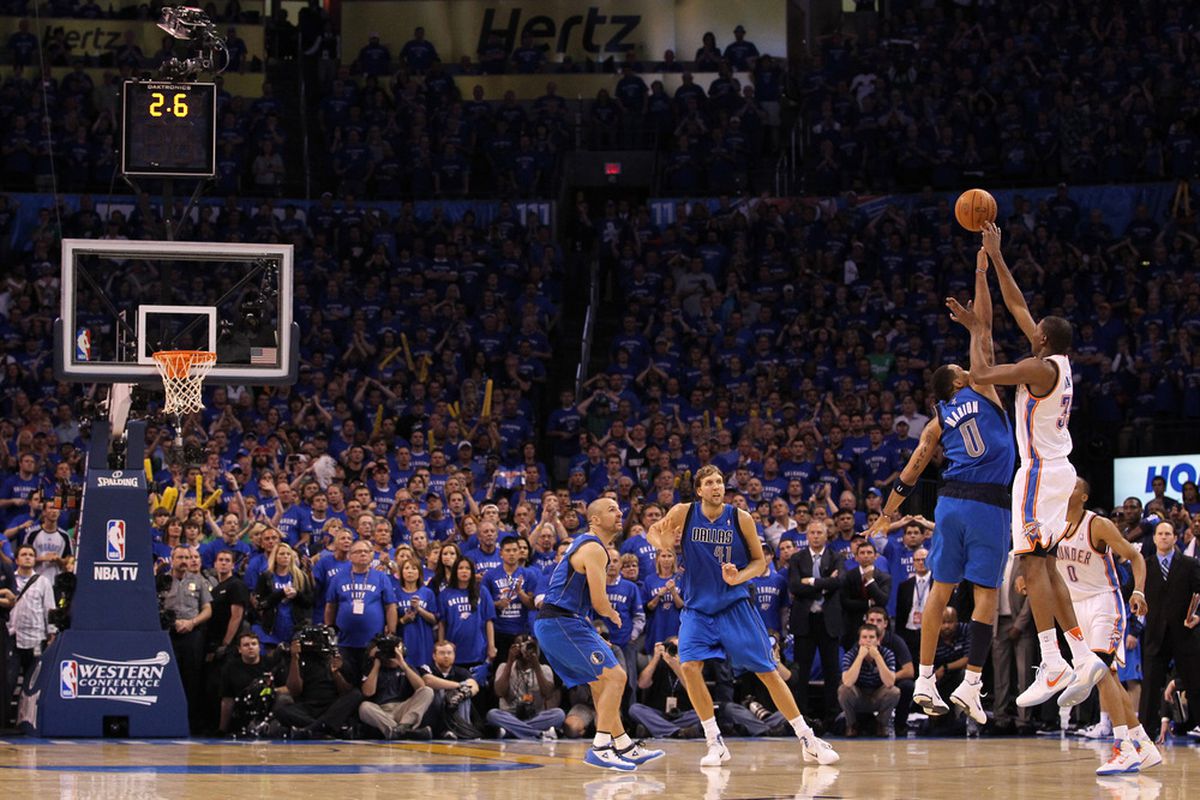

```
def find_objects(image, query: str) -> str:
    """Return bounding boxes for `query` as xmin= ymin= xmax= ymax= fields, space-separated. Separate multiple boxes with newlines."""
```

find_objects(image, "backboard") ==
xmin=55 ymin=239 xmax=297 ymax=385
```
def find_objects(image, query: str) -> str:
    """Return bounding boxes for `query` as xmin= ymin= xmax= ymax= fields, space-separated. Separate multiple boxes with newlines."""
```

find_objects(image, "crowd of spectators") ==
xmin=0 ymin=61 xmax=277 ymax=193
xmin=1 ymin=176 xmax=1198 ymax=740
xmin=801 ymin=0 xmax=1200 ymax=192
xmin=0 ymin=0 xmax=1199 ymax=747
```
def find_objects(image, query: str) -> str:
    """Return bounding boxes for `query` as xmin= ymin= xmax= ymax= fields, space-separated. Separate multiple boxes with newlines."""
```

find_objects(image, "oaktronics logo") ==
xmin=97 ymin=470 xmax=139 ymax=488
xmin=58 ymin=651 xmax=171 ymax=705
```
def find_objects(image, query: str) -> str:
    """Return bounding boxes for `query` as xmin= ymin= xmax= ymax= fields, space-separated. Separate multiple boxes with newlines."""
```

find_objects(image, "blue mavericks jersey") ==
xmin=679 ymin=503 xmax=753 ymax=615
xmin=937 ymin=387 xmax=1016 ymax=484
xmin=541 ymin=533 xmax=606 ymax=617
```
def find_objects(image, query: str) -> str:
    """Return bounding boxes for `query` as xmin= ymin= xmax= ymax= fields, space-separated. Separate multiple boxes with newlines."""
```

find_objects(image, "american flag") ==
xmin=250 ymin=347 xmax=277 ymax=365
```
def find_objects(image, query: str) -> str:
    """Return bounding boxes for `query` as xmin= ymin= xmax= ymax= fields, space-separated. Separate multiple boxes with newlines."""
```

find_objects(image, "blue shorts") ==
xmin=928 ymin=496 xmax=1011 ymax=588
xmin=533 ymin=615 xmax=620 ymax=688
xmin=677 ymin=599 xmax=776 ymax=673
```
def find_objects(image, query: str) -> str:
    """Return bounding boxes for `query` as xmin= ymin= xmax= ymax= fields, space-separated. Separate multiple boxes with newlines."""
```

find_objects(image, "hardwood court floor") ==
xmin=0 ymin=735 xmax=1194 ymax=799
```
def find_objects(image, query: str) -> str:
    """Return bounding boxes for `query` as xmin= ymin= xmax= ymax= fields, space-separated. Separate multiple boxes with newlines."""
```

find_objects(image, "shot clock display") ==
xmin=121 ymin=80 xmax=217 ymax=178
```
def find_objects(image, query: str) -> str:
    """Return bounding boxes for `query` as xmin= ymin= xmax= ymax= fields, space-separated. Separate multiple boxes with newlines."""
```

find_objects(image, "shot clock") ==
xmin=121 ymin=80 xmax=217 ymax=178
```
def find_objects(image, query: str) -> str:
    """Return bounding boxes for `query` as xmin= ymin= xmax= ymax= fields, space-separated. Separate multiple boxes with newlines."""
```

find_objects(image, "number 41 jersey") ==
xmin=937 ymin=386 xmax=1016 ymax=485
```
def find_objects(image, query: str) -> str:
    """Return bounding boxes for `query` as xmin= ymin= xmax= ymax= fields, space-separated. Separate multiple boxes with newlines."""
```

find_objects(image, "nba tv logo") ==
xmin=60 ymin=660 xmax=79 ymax=699
xmin=106 ymin=520 xmax=126 ymax=562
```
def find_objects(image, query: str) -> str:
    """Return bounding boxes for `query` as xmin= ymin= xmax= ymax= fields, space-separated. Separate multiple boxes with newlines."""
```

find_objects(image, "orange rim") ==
xmin=152 ymin=350 xmax=217 ymax=380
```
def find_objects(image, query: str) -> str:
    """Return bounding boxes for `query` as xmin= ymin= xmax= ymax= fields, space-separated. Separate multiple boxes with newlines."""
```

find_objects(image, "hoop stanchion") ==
xmin=152 ymin=350 xmax=216 ymax=415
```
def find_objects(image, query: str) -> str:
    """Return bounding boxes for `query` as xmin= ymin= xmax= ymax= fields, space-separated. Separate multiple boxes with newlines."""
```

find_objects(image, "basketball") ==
xmin=954 ymin=188 xmax=998 ymax=232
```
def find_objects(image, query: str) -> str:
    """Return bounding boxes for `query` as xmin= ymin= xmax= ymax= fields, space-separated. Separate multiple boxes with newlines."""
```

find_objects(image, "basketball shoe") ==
xmin=913 ymin=675 xmax=950 ymax=715
xmin=700 ymin=736 xmax=732 ymax=767
xmin=1059 ymin=653 xmax=1109 ymax=707
xmin=1017 ymin=661 xmax=1073 ymax=707
xmin=1132 ymin=738 xmax=1162 ymax=770
xmin=799 ymin=731 xmax=840 ymax=765
xmin=1096 ymin=740 xmax=1141 ymax=776
xmin=950 ymin=679 xmax=987 ymax=724
xmin=584 ymin=746 xmax=637 ymax=772
xmin=618 ymin=740 xmax=665 ymax=765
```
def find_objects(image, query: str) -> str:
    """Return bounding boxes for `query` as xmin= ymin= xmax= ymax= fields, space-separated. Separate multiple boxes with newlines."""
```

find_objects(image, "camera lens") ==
xmin=665 ymin=642 xmax=678 ymax=657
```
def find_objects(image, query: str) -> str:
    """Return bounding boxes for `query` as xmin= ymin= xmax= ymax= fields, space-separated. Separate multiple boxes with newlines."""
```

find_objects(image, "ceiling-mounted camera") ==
xmin=156 ymin=5 xmax=230 ymax=78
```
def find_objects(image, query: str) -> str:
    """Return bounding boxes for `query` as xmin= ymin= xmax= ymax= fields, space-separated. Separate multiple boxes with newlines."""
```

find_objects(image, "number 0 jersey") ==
xmin=1054 ymin=510 xmax=1121 ymax=602
xmin=1015 ymin=354 xmax=1073 ymax=463
xmin=936 ymin=387 xmax=1016 ymax=485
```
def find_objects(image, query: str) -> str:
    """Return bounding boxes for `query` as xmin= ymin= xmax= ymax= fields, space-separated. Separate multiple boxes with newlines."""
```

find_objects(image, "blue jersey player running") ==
xmin=534 ymin=498 xmax=664 ymax=771
xmin=648 ymin=466 xmax=839 ymax=768
xmin=871 ymin=245 xmax=1015 ymax=726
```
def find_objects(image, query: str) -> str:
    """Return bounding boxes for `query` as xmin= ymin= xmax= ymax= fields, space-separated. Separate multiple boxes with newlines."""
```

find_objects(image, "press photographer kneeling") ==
xmin=275 ymin=626 xmax=362 ymax=738
xmin=358 ymin=632 xmax=434 ymax=740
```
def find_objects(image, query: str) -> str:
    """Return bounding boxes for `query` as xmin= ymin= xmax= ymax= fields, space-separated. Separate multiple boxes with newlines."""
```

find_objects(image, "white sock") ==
xmin=919 ymin=664 xmax=934 ymax=680
xmin=1114 ymin=725 xmax=1128 ymax=742
xmin=701 ymin=716 xmax=722 ymax=744
xmin=613 ymin=732 xmax=632 ymax=750
xmin=1064 ymin=628 xmax=1092 ymax=664
xmin=593 ymin=731 xmax=612 ymax=748
xmin=963 ymin=670 xmax=982 ymax=686
xmin=789 ymin=714 xmax=812 ymax=737
xmin=1099 ymin=711 xmax=1111 ymax=728
xmin=1037 ymin=629 xmax=1066 ymax=667
xmin=1130 ymin=724 xmax=1147 ymax=741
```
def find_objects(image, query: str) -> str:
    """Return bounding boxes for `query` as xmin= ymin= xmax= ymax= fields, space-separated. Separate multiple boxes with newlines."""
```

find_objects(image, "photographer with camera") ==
xmin=420 ymin=640 xmax=484 ymax=739
xmin=485 ymin=634 xmax=565 ymax=740
xmin=357 ymin=632 xmax=435 ymax=739
xmin=218 ymin=631 xmax=286 ymax=736
xmin=721 ymin=635 xmax=793 ymax=737
xmin=628 ymin=637 xmax=703 ymax=739
xmin=275 ymin=625 xmax=363 ymax=738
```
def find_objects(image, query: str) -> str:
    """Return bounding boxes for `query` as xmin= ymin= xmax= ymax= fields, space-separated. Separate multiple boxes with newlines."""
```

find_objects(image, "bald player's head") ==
xmin=586 ymin=498 xmax=623 ymax=540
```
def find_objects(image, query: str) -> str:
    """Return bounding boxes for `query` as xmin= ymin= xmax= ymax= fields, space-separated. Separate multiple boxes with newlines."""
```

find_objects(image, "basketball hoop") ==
xmin=152 ymin=350 xmax=216 ymax=416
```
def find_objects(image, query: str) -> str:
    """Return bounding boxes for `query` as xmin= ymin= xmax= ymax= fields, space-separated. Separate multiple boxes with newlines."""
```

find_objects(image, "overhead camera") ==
xmin=156 ymin=5 xmax=230 ymax=78
xmin=157 ymin=5 xmax=213 ymax=39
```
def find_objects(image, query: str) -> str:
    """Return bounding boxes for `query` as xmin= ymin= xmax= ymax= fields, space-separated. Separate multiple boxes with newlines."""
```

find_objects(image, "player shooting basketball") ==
xmin=943 ymin=222 xmax=1108 ymax=710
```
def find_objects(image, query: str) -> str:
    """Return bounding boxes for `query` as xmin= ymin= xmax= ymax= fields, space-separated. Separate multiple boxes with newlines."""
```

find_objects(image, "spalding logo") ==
xmin=97 ymin=470 xmax=138 ymax=488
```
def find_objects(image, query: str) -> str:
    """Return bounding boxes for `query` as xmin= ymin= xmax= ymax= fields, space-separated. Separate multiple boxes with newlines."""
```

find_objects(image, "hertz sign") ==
xmin=344 ymin=0 xmax=785 ymax=63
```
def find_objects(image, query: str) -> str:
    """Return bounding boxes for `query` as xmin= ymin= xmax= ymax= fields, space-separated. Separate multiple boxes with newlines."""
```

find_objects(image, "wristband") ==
xmin=1131 ymin=590 xmax=1145 ymax=598
xmin=893 ymin=478 xmax=916 ymax=498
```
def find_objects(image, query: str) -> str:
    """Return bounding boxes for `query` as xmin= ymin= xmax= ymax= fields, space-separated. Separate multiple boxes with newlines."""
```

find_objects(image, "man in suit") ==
xmin=840 ymin=537 xmax=891 ymax=648
xmin=895 ymin=547 xmax=931 ymax=659
xmin=788 ymin=520 xmax=842 ymax=723
xmin=991 ymin=551 xmax=1036 ymax=732
xmin=1139 ymin=521 xmax=1200 ymax=727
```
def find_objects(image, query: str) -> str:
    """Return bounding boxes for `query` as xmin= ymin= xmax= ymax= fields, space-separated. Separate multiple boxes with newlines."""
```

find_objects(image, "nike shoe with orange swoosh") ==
xmin=1017 ymin=661 xmax=1074 ymax=707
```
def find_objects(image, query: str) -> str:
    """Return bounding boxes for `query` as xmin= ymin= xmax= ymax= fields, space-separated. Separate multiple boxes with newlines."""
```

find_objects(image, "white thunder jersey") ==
xmin=1055 ymin=511 xmax=1120 ymax=602
xmin=1014 ymin=354 xmax=1073 ymax=463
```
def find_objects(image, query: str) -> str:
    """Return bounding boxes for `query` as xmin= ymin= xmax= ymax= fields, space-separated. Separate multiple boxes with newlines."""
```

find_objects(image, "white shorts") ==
xmin=1073 ymin=592 xmax=1127 ymax=667
xmin=1011 ymin=458 xmax=1077 ymax=555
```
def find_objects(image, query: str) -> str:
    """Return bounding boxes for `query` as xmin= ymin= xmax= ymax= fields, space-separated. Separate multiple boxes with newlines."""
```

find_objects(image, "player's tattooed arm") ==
xmin=872 ymin=419 xmax=942 ymax=534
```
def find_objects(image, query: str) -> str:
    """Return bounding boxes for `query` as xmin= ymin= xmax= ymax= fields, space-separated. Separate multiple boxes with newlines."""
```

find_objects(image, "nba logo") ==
xmin=60 ymin=660 xmax=78 ymax=699
xmin=75 ymin=328 xmax=91 ymax=361
xmin=106 ymin=519 xmax=126 ymax=561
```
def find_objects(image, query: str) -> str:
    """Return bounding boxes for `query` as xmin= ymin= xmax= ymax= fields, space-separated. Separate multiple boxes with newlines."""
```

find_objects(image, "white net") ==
xmin=152 ymin=351 xmax=216 ymax=416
